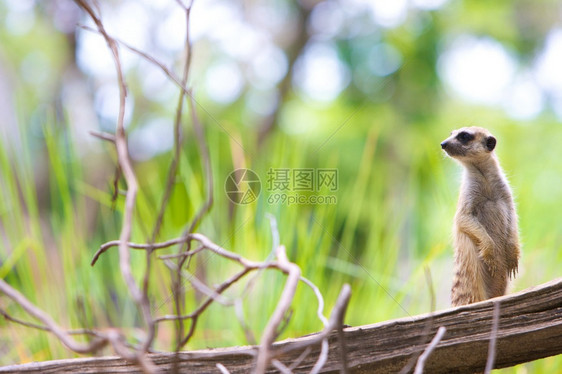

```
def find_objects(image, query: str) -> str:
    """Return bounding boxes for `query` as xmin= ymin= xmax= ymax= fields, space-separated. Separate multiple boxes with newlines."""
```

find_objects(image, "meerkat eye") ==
xmin=456 ymin=131 xmax=474 ymax=143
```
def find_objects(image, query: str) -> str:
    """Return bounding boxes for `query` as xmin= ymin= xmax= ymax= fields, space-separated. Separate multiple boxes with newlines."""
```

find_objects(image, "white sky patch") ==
xmin=20 ymin=51 xmax=50 ymax=86
xmin=76 ymin=1 xmax=149 ymax=76
xmin=293 ymin=42 xmax=350 ymax=102
xmin=365 ymin=0 xmax=409 ymax=29
xmin=247 ymin=1 xmax=293 ymax=38
xmin=139 ymin=0 xmax=171 ymax=12
xmin=94 ymin=84 xmax=134 ymax=130
xmin=411 ymin=0 xmax=450 ymax=11
xmin=156 ymin=8 xmax=187 ymax=53
xmin=309 ymin=1 xmax=345 ymax=39
xmin=139 ymin=61 xmax=177 ymax=103
xmin=217 ymin=22 xmax=266 ymax=62
xmin=4 ymin=6 xmax=35 ymax=35
xmin=502 ymin=73 xmax=544 ymax=120
xmin=129 ymin=118 xmax=174 ymax=161
xmin=77 ymin=29 xmax=116 ymax=78
xmin=438 ymin=35 xmax=516 ymax=105
xmin=368 ymin=43 xmax=403 ymax=76
xmin=190 ymin=1 xmax=268 ymax=63
xmin=535 ymin=28 xmax=562 ymax=98
xmin=247 ymin=44 xmax=288 ymax=90
xmin=112 ymin=2 xmax=150 ymax=49
xmin=245 ymin=88 xmax=279 ymax=117
xmin=204 ymin=60 xmax=244 ymax=104
xmin=191 ymin=0 xmax=241 ymax=41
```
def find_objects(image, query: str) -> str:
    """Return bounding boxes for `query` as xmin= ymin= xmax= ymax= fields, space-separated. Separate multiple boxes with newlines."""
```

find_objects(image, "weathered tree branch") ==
xmin=2 ymin=278 xmax=561 ymax=373
xmin=0 ymin=279 xmax=107 ymax=354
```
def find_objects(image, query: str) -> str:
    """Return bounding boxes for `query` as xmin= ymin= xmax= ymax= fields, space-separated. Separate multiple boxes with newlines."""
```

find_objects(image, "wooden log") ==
xmin=2 ymin=278 xmax=562 ymax=373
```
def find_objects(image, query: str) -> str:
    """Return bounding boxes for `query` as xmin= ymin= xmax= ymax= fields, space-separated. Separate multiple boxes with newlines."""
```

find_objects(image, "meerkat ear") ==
xmin=486 ymin=136 xmax=496 ymax=151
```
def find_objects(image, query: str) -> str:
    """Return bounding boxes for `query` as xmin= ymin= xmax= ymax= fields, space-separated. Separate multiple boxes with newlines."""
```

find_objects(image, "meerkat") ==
xmin=441 ymin=127 xmax=520 ymax=306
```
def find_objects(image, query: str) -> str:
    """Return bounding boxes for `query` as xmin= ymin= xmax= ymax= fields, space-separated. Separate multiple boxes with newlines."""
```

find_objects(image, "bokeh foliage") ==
xmin=1 ymin=0 xmax=561 ymax=372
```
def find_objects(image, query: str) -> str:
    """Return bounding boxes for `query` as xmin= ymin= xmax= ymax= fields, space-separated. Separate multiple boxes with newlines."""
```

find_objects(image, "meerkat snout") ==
xmin=441 ymin=127 xmax=497 ymax=161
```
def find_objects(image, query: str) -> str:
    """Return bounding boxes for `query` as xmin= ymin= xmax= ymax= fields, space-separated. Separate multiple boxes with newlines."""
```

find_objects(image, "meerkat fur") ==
xmin=441 ymin=127 xmax=520 ymax=306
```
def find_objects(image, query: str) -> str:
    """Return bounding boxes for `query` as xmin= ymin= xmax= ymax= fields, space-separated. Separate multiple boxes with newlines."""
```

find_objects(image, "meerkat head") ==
xmin=440 ymin=126 xmax=497 ymax=163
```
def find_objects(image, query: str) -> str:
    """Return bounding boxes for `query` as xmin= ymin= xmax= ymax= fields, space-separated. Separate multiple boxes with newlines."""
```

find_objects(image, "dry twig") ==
xmin=0 ymin=279 xmax=107 ymax=354
xmin=485 ymin=301 xmax=501 ymax=374
xmin=74 ymin=0 xmax=157 ymax=368
xmin=414 ymin=326 xmax=447 ymax=374
xmin=0 ymin=2 xmax=352 ymax=373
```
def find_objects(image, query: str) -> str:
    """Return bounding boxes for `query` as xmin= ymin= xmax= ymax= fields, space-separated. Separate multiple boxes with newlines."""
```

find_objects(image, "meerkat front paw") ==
xmin=479 ymin=243 xmax=497 ymax=275
xmin=506 ymin=246 xmax=519 ymax=278
xmin=481 ymin=254 xmax=498 ymax=275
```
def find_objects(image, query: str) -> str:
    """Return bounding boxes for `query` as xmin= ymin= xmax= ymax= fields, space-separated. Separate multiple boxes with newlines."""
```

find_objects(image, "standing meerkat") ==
xmin=441 ymin=127 xmax=520 ymax=306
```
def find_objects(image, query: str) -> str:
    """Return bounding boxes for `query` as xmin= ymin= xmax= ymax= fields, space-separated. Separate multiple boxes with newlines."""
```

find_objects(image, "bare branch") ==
xmin=272 ymin=359 xmax=293 ymax=374
xmin=150 ymin=0 xmax=192 ymax=248
xmin=414 ymin=326 xmax=447 ymax=374
xmin=288 ymin=347 xmax=312 ymax=371
xmin=235 ymin=298 xmax=257 ymax=345
xmin=299 ymin=276 xmax=328 ymax=327
xmin=89 ymin=130 xmax=116 ymax=143
xmin=154 ymin=267 xmax=252 ymax=324
xmin=399 ymin=266 xmax=436 ymax=374
xmin=157 ymin=245 xmax=205 ymax=260
xmin=183 ymin=92 xmax=213 ymax=237
xmin=275 ymin=284 xmax=351 ymax=357
xmin=0 ymin=279 xmax=107 ymax=354
xmin=0 ymin=308 xmax=98 ymax=337
xmin=309 ymin=339 xmax=329 ymax=374
xmin=216 ymin=363 xmax=231 ymax=374
xmin=266 ymin=213 xmax=280 ymax=253
xmin=485 ymin=301 xmax=501 ymax=374
xmin=255 ymin=245 xmax=301 ymax=373
xmin=91 ymin=237 xmax=189 ymax=266
xmin=74 ymin=0 xmax=155 ymax=361
xmin=92 ymin=233 xmax=265 ymax=272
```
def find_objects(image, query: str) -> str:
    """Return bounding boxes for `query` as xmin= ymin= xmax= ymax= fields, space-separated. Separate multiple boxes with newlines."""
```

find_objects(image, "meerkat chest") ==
xmin=458 ymin=176 xmax=513 ymax=233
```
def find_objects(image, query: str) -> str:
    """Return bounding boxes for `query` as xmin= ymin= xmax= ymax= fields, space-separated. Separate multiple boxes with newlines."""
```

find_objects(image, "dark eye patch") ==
xmin=456 ymin=131 xmax=474 ymax=143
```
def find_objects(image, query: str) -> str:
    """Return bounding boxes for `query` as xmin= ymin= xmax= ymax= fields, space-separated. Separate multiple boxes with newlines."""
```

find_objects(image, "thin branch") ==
xmin=164 ymin=262 xmax=231 ymax=307
xmin=172 ymin=90 xmax=214 ymax=351
xmin=485 ymin=301 xmax=501 ymax=374
xmin=288 ymin=347 xmax=312 ymax=370
xmin=336 ymin=295 xmax=349 ymax=374
xmin=399 ymin=266 xmax=436 ymax=374
xmin=266 ymin=213 xmax=280 ymax=253
xmin=89 ymin=130 xmax=116 ymax=143
xmin=157 ymin=245 xmax=205 ymax=260
xmin=309 ymin=339 xmax=329 ymax=374
xmin=216 ymin=363 xmax=231 ymax=374
xmin=272 ymin=359 xmax=293 ymax=374
xmin=235 ymin=298 xmax=257 ymax=345
xmin=414 ymin=326 xmax=447 ymax=374
xmin=91 ymin=237 xmax=188 ymax=266
xmin=275 ymin=284 xmax=352 ymax=357
xmin=299 ymin=276 xmax=328 ymax=327
xmin=0 ymin=279 xmax=107 ymax=354
xmin=183 ymin=92 xmax=213 ymax=237
xmin=154 ymin=267 xmax=252 ymax=324
xmin=74 ymin=0 xmax=155 ymax=362
xmin=150 ymin=0 xmax=192 ymax=249
xmin=146 ymin=8 xmax=193 ymax=354
xmin=255 ymin=245 xmax=301 ymax=373
xmin=0 ymin=308 xmax=96 ymax=337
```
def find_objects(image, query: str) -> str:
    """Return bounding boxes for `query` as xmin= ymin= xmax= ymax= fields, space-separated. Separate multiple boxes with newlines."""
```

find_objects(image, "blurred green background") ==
xmin=1 ymin=0 xmax=562 ymax=372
